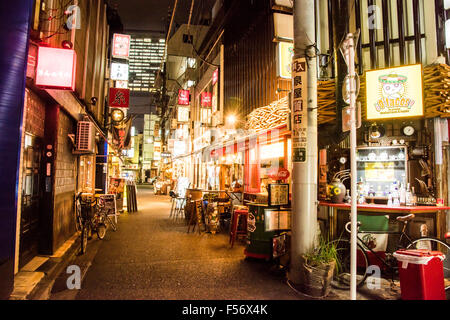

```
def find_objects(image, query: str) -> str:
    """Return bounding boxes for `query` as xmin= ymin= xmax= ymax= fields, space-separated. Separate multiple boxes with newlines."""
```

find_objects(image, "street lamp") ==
xmin=226 ymin=114 xmax=237 ymax=127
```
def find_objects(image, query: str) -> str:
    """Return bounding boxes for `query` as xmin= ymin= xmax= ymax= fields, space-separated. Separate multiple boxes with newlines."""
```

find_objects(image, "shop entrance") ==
xmin=19 ymin=134 xmax=43 ymax=268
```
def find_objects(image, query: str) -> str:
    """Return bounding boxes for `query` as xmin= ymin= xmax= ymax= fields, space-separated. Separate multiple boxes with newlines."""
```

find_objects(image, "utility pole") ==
xmin=289 ymin=0 xmax=318 ymax=287
xmin=340 ymin=33 xmax=359 ymax=300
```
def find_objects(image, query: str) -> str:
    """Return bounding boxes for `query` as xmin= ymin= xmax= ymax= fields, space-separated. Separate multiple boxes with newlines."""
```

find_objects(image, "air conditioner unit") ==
xmin=74 ymin=121 xmax=96 ymax=154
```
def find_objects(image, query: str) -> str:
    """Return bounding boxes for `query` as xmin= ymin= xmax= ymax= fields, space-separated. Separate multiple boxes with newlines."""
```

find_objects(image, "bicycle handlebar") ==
xmin=345 ymin=221 xmax=362 ymax=233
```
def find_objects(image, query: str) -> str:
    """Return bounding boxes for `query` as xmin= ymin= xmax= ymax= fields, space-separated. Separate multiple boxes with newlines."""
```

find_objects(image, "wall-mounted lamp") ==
xmin=111 ymin=108 xmax=125 ymax=123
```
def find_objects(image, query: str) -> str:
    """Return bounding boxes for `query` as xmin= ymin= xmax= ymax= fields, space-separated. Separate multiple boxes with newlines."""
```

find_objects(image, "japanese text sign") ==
xmin=178 ymin=89 xmax=190 ymax=105
xmin=291 ymin=57 xmax=307 ymax=163
xmin=36 ymin=47 xmax=76 ymax=90
xmin=112 ymin=34 xmax=131 ymax=58
xmin=212 ymin=69 xmax=219 ymax=85
xmin=201 ymin=92 xmax=212 ymax=107
xmin=109 ymin=88 xmax=130 ymax=108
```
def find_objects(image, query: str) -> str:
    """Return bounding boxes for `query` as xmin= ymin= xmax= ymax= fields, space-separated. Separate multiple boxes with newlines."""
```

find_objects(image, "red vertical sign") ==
xmin=201 ymin=92 xmax=212 ymax=107
xmin=178 ymin=89 xmax=190 ymax=105
xmin=212 ymin=69 xmax=219 ymax=85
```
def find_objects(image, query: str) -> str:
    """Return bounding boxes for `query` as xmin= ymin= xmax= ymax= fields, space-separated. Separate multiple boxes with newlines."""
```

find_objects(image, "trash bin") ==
xmin=393 ymin=249 xmax=446 ymax=300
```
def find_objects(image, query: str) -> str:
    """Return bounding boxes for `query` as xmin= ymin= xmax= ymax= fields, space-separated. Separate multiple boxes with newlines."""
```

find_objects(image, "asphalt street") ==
xmin=50 ymin=185 xmax=305 ymax=300
xmin=48 ymin=185 xmax=405 ymax=300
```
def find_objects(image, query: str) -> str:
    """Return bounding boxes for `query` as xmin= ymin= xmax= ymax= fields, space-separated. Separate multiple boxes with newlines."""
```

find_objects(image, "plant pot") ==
xmin=300 ymin=258 xmax=336 ymax=298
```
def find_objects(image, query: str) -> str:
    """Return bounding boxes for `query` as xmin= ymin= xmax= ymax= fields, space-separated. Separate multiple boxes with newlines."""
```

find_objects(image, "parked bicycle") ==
xmin=331 ymin=213 xmax=450 ymax=290
xmin=75 ymin=193 xmax=108 ymax=254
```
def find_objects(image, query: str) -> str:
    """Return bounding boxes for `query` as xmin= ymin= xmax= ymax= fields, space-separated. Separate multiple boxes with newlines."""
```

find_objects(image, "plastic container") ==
xmin=393 ymin=249 xmax=446 ymax=300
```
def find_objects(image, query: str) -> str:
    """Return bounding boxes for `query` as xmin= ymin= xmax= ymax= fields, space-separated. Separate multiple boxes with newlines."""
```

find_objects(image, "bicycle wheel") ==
xmin=96 ymin=223 xmax=107 ymax=240
xmin=407 ymin=238 xmax=450 ymax=280
xmin=80 ymin=223 xmax=89 ymax=254
xmin=330 ymin=239 xmax=369 ymax=289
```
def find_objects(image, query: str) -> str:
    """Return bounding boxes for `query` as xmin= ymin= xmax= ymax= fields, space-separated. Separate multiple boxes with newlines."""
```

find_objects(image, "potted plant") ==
xmin=300 ymin=237 xmax=339 ymax=298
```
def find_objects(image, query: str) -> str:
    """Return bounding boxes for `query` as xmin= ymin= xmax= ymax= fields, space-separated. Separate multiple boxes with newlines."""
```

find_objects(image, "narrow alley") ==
xmin=50 ymin=186 xmax=301 ymax=300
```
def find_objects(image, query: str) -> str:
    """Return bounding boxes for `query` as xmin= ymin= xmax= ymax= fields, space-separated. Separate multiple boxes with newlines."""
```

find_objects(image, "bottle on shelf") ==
xmin=399 ymin=183 xmax=406 ymax=206
xmin=387 ymin=192 xmax=393 ymax=207
xmin=344 ymin=190 xmax=351 ymax=204
xmin=411 ymin=187 xmax=417 ymax=206
xmin=405 ymin=183 xmax=413 ymax=206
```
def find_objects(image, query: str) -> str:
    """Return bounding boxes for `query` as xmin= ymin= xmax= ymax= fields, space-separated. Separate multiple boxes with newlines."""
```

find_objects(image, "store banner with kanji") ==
xmin=112 ymin=117 xmax=133 ymax=150
xmin=109 ymin=88 xmax=130 ymax=108
xmin=201 ymin=92 xmax=212 ymax=107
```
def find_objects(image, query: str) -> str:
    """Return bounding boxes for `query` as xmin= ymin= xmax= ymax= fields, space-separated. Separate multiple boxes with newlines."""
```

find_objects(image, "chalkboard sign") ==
xmin=99 ymin=194 xmax=117 ymax=218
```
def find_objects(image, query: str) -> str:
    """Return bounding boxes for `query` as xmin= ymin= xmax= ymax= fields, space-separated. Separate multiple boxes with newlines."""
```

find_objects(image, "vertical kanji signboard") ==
xmin=291 ymin=58 xmax=308 ymax=163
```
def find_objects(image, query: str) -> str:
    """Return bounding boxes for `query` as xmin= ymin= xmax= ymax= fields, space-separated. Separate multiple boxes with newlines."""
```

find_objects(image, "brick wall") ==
xmin=53 ymin=109 xmax=77 ymax=251
xmin=24 ymin=89 xmax=45 ymax=138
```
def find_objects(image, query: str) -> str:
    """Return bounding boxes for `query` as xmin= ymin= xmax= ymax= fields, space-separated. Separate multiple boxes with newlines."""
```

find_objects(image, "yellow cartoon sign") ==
xmin=366 ymin=64 xmax=424 ymax=120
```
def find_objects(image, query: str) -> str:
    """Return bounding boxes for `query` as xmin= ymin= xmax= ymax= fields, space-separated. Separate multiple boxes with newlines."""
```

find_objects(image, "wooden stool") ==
xmin=229 ymin=209 xmax=248 ymax=248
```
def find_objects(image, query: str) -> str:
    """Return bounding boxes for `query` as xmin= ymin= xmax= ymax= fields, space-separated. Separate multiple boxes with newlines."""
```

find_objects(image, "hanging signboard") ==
xmin=109 ymin=88 xmax=130 ymax=108
xmin=110 ymin=62 xmax=129 ymax=81
xmin=35 ymin=47 xmax=76 ymax=90
xmin=178 ymin=89 xmax=190 ymax=105
xmin=177 ymin=106 xmax=190 ymax=123
xmin=212 ymin=69 xmax=219 ymax=85
xmin=112 ymin=117 xmax=132 ymax=150
xmin=201 ymin=92 xmax=212 ymax=107
xmin=112 ymin=34 xmax=131 ymax=58
xmin=277 ymin=41 xmax=294 ymax=79
xmin=291 ymin=57 xmax=308 ymax=163
xmin=366 ymin=64 xmax=424 ymax=120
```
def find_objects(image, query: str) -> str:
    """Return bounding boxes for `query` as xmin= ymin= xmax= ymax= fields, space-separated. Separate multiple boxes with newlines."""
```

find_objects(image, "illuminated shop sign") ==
xmin=110 ymin=62 xmax=129 ymax=81
xmin=112 ymin=34 xmax=131 ymax=58
xmin=109 ymin=88 xmax=130 ymax=108
xmin=177 ymin=106 xmax=190 ymax=123
xmin=178 ymin=89 xmax=190 ymax=105
xmin=366 ymin=64 xmax=424 ymax=120
xmin=201 ymin=92 xmax=212 ymax=107
xmin=277 ymin=41 xmax=294 ymax=79
xmin=173 ymin=140 xmax=187 ymax=157
xmin=35 ymin=47 xmax=76 ymax=90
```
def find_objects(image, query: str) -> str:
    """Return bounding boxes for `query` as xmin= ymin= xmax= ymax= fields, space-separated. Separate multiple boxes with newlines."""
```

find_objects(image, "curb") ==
xmin=26 ymin=235 xmax=81 ymax=300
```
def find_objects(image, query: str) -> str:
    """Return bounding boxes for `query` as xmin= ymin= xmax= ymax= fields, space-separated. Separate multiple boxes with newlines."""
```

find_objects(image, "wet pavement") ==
xmin=49 ymin=185 xmax=403 ymax=300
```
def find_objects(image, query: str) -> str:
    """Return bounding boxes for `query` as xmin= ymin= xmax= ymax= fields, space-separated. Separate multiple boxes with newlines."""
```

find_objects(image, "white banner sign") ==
xmin=291 ymin=57 xmax=308 ymax=163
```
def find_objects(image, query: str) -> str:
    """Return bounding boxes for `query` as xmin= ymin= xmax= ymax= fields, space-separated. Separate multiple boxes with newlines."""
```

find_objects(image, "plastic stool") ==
xmin=229 ymin=209 xmax=248 ymax=248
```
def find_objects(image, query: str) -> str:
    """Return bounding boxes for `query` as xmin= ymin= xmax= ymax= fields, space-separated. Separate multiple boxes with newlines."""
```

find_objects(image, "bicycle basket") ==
xmin=80 ymin=203 xmax=95 ymax=220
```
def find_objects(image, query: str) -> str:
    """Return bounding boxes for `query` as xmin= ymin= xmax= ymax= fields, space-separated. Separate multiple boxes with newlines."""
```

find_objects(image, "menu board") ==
xmin=268 ymin=183 xmax=289 ymax=206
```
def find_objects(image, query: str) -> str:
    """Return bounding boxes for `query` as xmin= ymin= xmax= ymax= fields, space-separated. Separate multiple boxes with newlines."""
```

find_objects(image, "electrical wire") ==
xmin=156 ymin=0 xmax=179 ymax=85
xmin=186 ymin=0 xmax=219 ymax=68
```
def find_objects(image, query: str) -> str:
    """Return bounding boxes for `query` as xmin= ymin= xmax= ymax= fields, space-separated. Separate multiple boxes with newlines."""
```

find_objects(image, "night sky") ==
xmin=109 ymin=0 xmax=214 ymax=32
